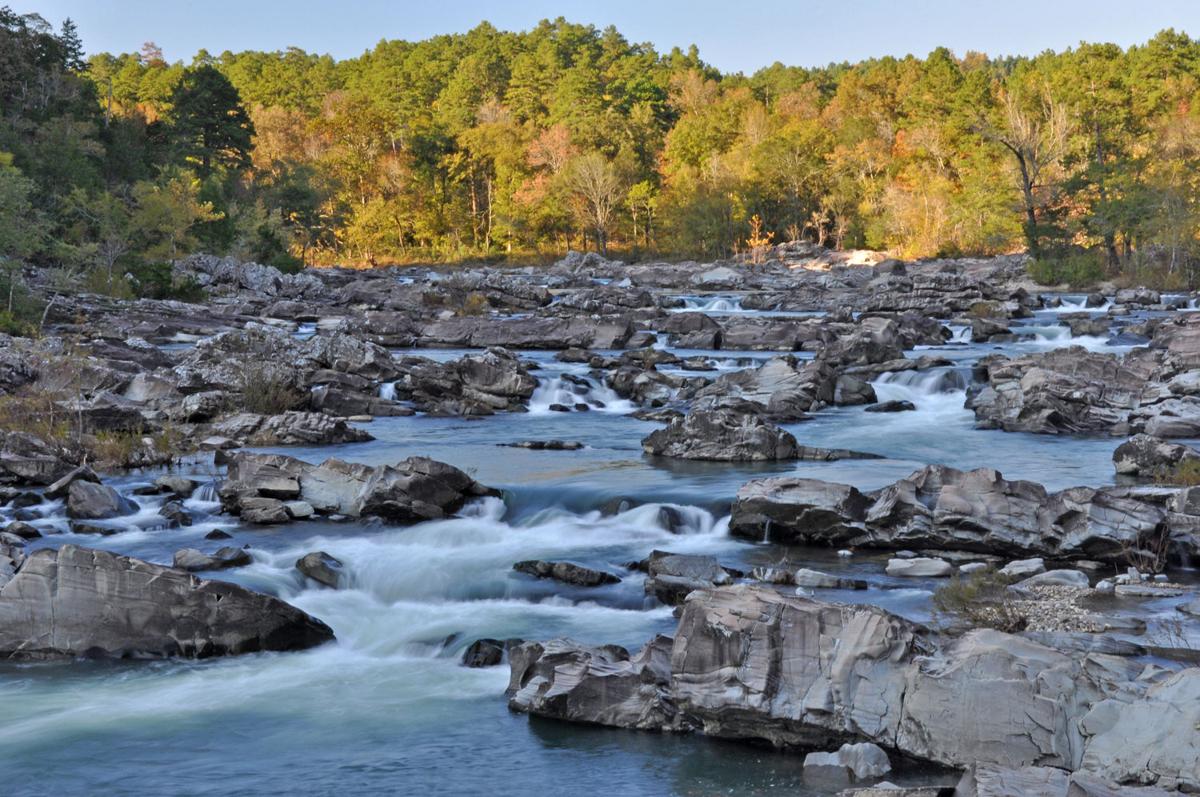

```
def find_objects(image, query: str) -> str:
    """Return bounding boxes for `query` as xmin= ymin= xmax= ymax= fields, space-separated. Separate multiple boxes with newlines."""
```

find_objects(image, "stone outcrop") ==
xmin=513 ymin=560 xmax=620 ymax=587
xmin=218 ymin=452 xmax=498 ymax=523
xmin=1113 ymin=434 xmax=1200 ymax=478
xmin=730 ymin=464 xmax=1176 ymax=564
xmin=641 ymin=409 xmax=798 ymax=461
xmin=0 ymin=544 xmax=333 ymax=660
xmin=507 ymin=585 xmax=1196 ymax=789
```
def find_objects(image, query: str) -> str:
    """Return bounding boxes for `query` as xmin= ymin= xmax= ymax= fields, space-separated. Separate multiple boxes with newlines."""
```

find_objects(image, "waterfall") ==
xmin=527 ymin=372 xmax=636 ymax=415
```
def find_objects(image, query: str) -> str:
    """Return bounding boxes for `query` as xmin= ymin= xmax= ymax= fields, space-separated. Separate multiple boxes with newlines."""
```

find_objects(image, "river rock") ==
xmin=3 ymin=521 xmax=41 ymax=540
xmin=173 ymin=546 xmax=252 ymax=572
xmin=803 ymin=742 xmax=892 ymax=781
xmin=865 ymin=400 xmax=916 ymax=413
xmin=1114 ymin=434 xmax=1200 ymax=477
xmin=66 ymin=480 xmax=137 ymax=520
xmin=886 ymin=557 xmax=952 ymax=577
xmin=508 ymin=585 xmax=1153 ymax=775
xmin=793 ymin=568 xmax=868 ymax=590
xmin=513 ymin=560 xmax=620 ymax=587
xmin=296 ymin=551 xmax=343 ymax=588
xmin=158 ymin=500 xmax=192 ymax=528
xmin=998 ymin=558 xmax=1046 ymax=578
xmin=967 ymin=347 xmax=1159 ymax=435
xmin=644 ymin=550 xmax=732 ymax=605
xmin=641 ymin=409 xmax=798 ymax=461
xmin=44 ymin=465 xmax=100 ymax=500
xmin=730 ymin=465 xmax=1173 ymax=564
xmin=461 ymin=637 xmax=523 ymax=668
xmin=154 ymin=474 xmax=199 ymax=498
xmin=0 ymin=544 xmax=332 ymax=659
xmin=692 ymin=355 xmax=836 ymax=420
xmin=1014 ymin=569 xmax=1089 ymax=588
xmin=219 ymin=452 xmax=498 ymax=523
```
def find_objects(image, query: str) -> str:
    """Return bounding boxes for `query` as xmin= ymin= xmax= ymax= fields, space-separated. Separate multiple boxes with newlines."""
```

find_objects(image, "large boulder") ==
xmin=967 ymin=347 xmax=1162 ymax=436
xmin=692 ymin=356 xmax=836 ymax=420
xmin=641 ymin=410 xmax=798 ymax=461
xmin=643 ymin=550 xmax=732 ymax=605
xmin=66 ymin=480 xmax=137 ymax=520
xmin=730 ymin=465 xmax=1171 ymax=563
xmin=0 ymin=545 xmax=333 ymax=659
xmin=508 ymin=585 xmax=1192 ymax=784
xmin=219 ymin=452 xmax=498 ymax=523
xmin=1113 ymin=434 xmax=1200 ymax=477
xmin=513 ymin=560 xmax=620 ymax=587
xmin=296 ymin=551 xmax=344 ymax=588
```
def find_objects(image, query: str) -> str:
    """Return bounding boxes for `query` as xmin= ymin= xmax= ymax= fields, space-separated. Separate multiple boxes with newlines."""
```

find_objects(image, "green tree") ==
xmin=168 ymin=64 xmax=254 ymax=175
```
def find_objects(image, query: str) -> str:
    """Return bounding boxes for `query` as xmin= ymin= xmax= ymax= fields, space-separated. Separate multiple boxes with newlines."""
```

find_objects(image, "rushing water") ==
xmin=0 ymin=292 xmax=1194 ymax=796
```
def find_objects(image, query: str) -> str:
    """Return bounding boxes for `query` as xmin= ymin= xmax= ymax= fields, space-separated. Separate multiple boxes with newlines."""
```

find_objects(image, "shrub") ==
xmin=932 ymin=569 xmax=1025 ymax=632
xmin=967 ymin=301 xmax=1005 ymax=318
xmin=457 ymin=291 xmax=490 ymax=316
xmin=1154 ymin=458 xmax=1200 ymax=486
xmin=126 ymin=262 xmax=207 ymax=302
xmin=1028 ymin=251 xmax=1105 ymax=288
xmin=239 ymin=365 xmax=305 ymax=415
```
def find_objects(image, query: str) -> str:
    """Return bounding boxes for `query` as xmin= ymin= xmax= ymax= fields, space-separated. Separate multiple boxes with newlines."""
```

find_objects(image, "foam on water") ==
xmin=527 ymin=369 xmax=637 ymax=415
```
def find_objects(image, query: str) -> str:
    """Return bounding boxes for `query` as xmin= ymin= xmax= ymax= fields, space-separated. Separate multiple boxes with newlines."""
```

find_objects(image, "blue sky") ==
xmin=29 ymin=0 xmax=1200 ymax=73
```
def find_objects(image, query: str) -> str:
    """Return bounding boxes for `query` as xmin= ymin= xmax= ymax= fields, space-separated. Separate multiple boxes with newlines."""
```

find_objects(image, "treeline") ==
xmin=4 ymin=7 xmax=1200 ymax=298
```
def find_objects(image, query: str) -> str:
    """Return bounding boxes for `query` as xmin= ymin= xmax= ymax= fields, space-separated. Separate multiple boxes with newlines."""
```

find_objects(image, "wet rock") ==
xmin=246 ymin=411 xmax=374 ymax=446
xmin=865 ymin=400 xmax=916 ymax=413
xmin=205 ymin=529 xmax=232 ymax=540
xmin=173 ymin=546 xmax=252 ymax=572
xmin=968 ymin=347 xmax=1159 ymax=436
xmin=970 ymin=317 xmax=1013 ymax=342
xmin=641 ymin=409 xmax=798 ymax=461
xmin=69 ymin=520 xmax=118 ymax=535
xmin=44 ymin=465 xmax=101 ymax=500
xmin=513 ymin=560 xmax=620 ymax=587
xmin=461 ymin=637 xmax=524 ymax=668
xmin=509 ymin=584 xmax=1156 ymax=776
xmin=296 ymin=551 xmax=343 ymax=588
xmin=219 ymin=452 xmax=498 ymax=523
xmin=309 ymin=386 xmax=414 ymax=417
xmin=793 ymin=567 xmax=868 ymax=590
xmin=1014 ymin=569 xmax=1088 ymax=588
xmin=507 ymin=635 xmax=678 ymax=729
xmin=158 ymin=500 xmax=192 ymax=528
xmin=730 ymin=478 xmax=873 ymax=545
xmin=499 ymin=440 xmax=584 ymax=450
xmin=886 ymin=557 xmax=952 ymax=577
xmin=998 ymin=558 xmax=1045 ymax=578
xmin=731 ymin=465 xmax=1172 ymax=563
xmin=693 ymin=355 xmax=836 ymax=420
xmin=154 ymin=475 xmax=199 ymax=498
xmin=1113 ymin=434 xmax=1200 ymax=477
xmin=3 ymin=521 xmax=41 ymax=540
xmin=0 ymin=544 xmax=332 ymax=659
xmin=283 ymin=500 xmax=314 ymax=519
xmin=239 ymin=497 xmax=292 ymax=525
xmin=803 ymin=742 xmax=892 ymax=781
xmin=834 ymin=375 xmax=878 ymax=406
xmin=0 ymin=432 xmax=74 ymax=485
xmin=66 ymin=480 xmax=137 ymax=520
xmin=644 ymin=550 xmax=732 ymax=605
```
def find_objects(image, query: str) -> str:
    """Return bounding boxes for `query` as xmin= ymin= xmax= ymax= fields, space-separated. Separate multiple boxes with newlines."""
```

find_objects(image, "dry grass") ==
xmin=1154 ymin=458 xmax=1200 ymax=486
xmin=932 ymin=569 xmax=1026 ymax=632
xmin=239 ymin=365 xmax=305 ymax=415
xmin=457 ymin=292 xmax=490 ymax=316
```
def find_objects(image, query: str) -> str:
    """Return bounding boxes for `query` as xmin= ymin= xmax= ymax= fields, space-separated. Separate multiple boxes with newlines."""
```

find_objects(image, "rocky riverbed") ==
xmin=1 ymin=242 xmax=1198 ymax=795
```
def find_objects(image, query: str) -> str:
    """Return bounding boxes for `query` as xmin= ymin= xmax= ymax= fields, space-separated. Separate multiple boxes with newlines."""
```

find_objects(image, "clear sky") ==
xmin=27 ymin=0 xmax=1200 ymax=73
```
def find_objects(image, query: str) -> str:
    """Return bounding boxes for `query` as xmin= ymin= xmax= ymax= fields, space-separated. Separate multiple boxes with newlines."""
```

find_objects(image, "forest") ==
xmin=4 ymin=5 xmax=1200 ymax=304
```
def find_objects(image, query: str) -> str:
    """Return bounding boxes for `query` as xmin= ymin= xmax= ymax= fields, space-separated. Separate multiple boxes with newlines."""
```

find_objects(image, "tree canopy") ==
xmin=4 ymin=7 xmax=1200 ymax=291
